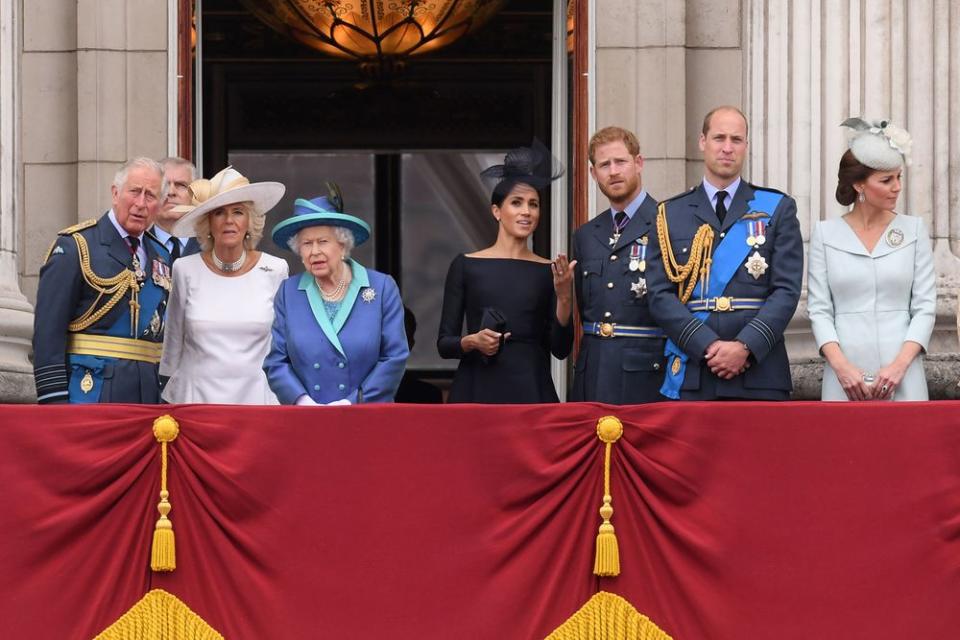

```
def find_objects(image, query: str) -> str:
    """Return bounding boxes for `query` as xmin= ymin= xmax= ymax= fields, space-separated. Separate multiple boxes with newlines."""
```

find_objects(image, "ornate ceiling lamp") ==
xmin=239 ymin=0 xmax=507 ymax=75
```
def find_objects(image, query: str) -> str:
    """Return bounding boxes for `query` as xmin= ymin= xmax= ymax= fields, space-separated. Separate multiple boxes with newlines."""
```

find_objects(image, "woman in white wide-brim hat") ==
xmin=159 ymin=166 xmax=289 ymax=404
xmin=807 ymin=119 xmax=935 ymax=402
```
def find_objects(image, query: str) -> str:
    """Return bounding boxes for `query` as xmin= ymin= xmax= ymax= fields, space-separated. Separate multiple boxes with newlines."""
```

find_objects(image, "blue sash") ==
xmin=660 ymin=189 xmax=784 ymax=399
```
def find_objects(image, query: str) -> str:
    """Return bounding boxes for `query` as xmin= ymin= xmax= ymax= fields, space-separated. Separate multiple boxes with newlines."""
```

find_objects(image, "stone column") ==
xmin=745 ymin=0 xmax=960 ymax=398
xmin=0 ymin=0 xmax=35 ymax=402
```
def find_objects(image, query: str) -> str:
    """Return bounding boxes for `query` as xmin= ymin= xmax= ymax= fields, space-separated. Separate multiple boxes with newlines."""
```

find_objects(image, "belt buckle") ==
xmin=599 ymin=322 xmax=615 ymax=338
xmin=714 ymin=296 xmax=732 ymax=312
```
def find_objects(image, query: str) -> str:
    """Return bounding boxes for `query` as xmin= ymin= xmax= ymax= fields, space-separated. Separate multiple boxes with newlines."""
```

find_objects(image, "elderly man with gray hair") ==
xmin=32 ymin=157 xmax=173 ymax=404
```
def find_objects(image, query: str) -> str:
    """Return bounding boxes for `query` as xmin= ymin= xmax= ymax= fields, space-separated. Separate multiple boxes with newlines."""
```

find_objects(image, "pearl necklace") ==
xmin=212 ymin=249 xmax=246 ymax=273
xmin=317 ymin=272 xmax=347 ymax=301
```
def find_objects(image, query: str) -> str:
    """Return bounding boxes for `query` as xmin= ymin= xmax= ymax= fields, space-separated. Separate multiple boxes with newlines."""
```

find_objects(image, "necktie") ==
xmin=169 ymin=236 xmax=181 ymax=261
xmin=613 ymin=210 xmax=629 ymax=230
xmin=126 ymin=236 xmax=140 ymax=264
xmin=715 ymin=190 xmax=728 ymax=224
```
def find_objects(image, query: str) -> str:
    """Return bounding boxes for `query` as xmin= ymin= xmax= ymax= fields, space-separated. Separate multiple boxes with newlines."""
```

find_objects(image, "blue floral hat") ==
xmin=271 ymin=183 xmax=371 ymax=249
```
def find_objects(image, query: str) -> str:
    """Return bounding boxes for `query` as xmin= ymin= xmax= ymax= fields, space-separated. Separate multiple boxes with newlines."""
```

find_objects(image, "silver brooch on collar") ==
xmin=361 ymin=287 xmax=376 ymax=303
xmin=886 ymin=228 xmax=904 ymax=247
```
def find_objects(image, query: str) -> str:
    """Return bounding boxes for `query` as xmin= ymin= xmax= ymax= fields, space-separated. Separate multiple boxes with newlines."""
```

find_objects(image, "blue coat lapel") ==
xmin=300 ymin=272 xmax=346 ymax=357
xmin=298 ymin=260 xmax=372 ymax=357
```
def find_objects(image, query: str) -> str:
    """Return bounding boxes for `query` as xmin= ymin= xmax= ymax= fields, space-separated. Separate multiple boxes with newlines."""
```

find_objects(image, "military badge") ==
xmin=151 ymin=259 xmax=172 ymax=290
xmin=886 ymin=228 xmax=904 ymax=247
xmin=51 ymin=245 xmax=64 ymax=256
xmin=131 ymin=255 xmax=146 ymax=282
xmin=80 ymin=370 xmax=94 ymax=394
xmin=630 ymin=276 xmax=647 ymax=298
xmin=745 ymin=251 xmax=768 ymax=280
xmin=361 ymin=287 xmax=376 ymax=303
xmin=149 ymin=309 xmax=162 ymax=337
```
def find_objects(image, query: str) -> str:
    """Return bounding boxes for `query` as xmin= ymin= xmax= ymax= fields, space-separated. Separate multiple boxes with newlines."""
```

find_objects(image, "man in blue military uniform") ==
xmin=571 ymin=126 xmax=666 ymax=403
xmin=32 ymin=157 xmax=172 ymax=404
xmin=646 ymin=106 xmax=802 ymax=400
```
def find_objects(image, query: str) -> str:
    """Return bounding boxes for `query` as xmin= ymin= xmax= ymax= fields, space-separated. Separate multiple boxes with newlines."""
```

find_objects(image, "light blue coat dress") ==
xmin=264 ymin=260 xmax=409 ymax=404
xmin=807 ymin=214 xmax=936 ymax=401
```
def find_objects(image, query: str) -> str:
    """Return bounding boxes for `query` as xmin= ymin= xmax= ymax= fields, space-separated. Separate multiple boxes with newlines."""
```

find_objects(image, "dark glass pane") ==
xmin=400 ymin=152 xmax=503 ymax=370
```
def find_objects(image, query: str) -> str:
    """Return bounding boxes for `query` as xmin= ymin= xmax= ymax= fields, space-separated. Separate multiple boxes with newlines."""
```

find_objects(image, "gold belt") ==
xmin=67 ymin=333 xmax=162 ymax=364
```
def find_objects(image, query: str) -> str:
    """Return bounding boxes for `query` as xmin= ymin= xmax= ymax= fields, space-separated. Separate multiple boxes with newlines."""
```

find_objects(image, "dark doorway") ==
xmin=198 ymin=0 xmax=556 ymax=372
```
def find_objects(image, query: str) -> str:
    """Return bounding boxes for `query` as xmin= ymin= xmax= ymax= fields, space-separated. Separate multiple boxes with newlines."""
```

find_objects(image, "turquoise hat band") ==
xmin=271 ymin=209 xmax=371 ymax=250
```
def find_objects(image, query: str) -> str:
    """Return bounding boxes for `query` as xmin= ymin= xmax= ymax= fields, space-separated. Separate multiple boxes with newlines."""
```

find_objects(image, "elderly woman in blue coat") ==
xmin=265 ymin=188 xmax=409 ymax=404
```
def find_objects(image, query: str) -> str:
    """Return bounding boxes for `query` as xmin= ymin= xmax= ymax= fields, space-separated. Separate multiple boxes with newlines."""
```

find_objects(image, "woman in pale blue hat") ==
xmin=264 ymin=185 xmax=409 ymax=404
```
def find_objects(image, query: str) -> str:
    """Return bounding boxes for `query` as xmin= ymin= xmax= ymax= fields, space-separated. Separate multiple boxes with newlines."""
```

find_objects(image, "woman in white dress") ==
xmin=807 ymin=119 xmax=936 ymax=401
xmin=159 ymin=167 xmax=288 ymax=404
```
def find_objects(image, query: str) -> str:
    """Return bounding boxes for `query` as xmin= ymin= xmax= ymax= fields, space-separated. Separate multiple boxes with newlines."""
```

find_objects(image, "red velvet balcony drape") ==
xmin=1 ymin=402 xmax=959 ymax=639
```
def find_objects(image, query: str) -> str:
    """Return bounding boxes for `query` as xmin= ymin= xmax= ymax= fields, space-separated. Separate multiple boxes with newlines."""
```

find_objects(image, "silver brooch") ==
xmin=361 ymin=287 xmax=376 ymax=303
xmin=745 ymin=251 xmax=768 ymax=280
xmin=630 ymin=277 xmax=647 ymax=298
xmin=886 ymin=228 xmax=904 ymax=247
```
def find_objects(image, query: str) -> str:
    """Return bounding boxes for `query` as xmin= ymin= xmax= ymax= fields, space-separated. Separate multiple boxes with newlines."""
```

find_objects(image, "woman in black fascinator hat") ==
xmin=437 ymin=141 xmax=575 ymax=403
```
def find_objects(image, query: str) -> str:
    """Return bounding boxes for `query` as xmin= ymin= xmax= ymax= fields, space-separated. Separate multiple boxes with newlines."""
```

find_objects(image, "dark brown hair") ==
xmin=835 ymin=150 xmax=876 ymax=206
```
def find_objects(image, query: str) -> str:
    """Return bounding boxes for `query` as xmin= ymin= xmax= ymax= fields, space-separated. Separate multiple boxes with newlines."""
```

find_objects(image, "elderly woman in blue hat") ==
xmin=264 ymin=186 xmax=409 ymax=404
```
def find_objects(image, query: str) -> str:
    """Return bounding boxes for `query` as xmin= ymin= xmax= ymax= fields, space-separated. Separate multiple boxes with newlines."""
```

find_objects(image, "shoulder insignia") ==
xmin=57 ymin=218 xmax=97 ymax=236
xmin=748 ymin=183 xmax=787 ymax=197
xmin=658 ymin=186 xmax=697 ymax=206
xmin=42 ymin=239 xmax=65 ymax=263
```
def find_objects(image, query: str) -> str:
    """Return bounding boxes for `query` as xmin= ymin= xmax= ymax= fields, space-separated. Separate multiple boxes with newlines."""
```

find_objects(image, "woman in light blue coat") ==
xmin=265 ymin=187 xmax=409 ymax=405
xmin=807 ymin=119 xmax=935 ymax=401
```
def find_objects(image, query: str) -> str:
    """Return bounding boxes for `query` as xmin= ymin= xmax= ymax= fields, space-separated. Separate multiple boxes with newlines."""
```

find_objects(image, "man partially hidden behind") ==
xmin=152 ymin=156 xmax=200 ymax=261
xmin=646 ymin=106 xmax=802 ymax=400
xmin=33 ymin=157 xmax=172 ymax=404
xmin=570 ymin=126 xmax=666 ymax=403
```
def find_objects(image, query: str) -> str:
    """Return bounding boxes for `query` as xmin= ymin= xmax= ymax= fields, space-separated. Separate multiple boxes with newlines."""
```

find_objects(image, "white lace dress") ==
xmin=160 ymin=252 xmax=288 ymax=404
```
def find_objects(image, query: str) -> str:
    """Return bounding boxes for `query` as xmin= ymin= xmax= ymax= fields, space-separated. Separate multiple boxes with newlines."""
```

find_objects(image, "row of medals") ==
xmin=611 ymin=230 xmax=648 ymax=298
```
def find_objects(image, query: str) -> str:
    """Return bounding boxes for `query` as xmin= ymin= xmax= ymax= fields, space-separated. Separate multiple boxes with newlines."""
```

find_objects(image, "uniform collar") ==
xmin=702 ymin=176 xmax=742 ymax=210
xmin=151 ymin=225 xmax=188 ymax=249
xmin=616 ymin=189 xmax=648 ymax=220
xmin=107 ymin=209 xmax=144 ymax=243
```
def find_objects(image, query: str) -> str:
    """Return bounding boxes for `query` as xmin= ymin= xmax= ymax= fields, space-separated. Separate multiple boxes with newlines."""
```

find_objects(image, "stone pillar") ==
xmin=0 ymin=0 xmax=35 ymax=402
xmin=745 ymin=0 xmax=960 ymax=398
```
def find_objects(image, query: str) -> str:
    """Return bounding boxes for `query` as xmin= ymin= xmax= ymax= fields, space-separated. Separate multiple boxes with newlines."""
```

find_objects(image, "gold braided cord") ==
xmin=93 ymin=589 xmax=224 ymax=640
xmin=655 ymin=203 xmax=715 ymax=304
xmin=545 ymin=591 xmax=673 ymax=640
xmin=67 ymin=233 xmax=140 ymax=332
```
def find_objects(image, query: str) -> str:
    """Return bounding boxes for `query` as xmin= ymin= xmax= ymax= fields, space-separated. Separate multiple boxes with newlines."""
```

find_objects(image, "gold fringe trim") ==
xmin=545 ymin=591 xmax=673 ymax=640
xmin=594 ymin=416 xmax=623 ymax=577
xmin=151 ymin=415 xmax=180 ymax=572
xmin=93 ymin=589 xmax=224 ymax=640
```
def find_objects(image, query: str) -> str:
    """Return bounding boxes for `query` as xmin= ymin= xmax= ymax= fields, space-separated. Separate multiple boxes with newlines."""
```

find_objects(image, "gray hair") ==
xmin=159 ymin=156 xmax=197 ymax=181
xmin=113 ymin=157 xmax=167 ymax=202
xmin=287 ymin=226 xmax=356 ymax=258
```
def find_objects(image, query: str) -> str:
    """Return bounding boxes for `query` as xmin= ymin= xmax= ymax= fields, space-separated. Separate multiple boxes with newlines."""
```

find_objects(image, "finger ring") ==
xmin=881 ymin=385 xmax=889 ymax=393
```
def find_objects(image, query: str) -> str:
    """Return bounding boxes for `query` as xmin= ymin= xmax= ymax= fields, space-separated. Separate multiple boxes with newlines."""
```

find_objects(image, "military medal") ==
xmin=361 ymin=287 xmax=376 ymax=303
xmin=886 ymin=228 xmax=904 ymax=247
xmin=80 ymin=370 xmax=94 ymax=394
xmin=754 ymin=220 xmax=766 ymax=246
xmin=609 ymin=211 xmax=630 ymax=247
xmin=630 ymin=276 xmax=647 ymax=298
xmin=151 ymin=259 xmax=172 ymax=290
xmin=746 ymin=221 xmax=757 ymax=246
xmin=131 ymin=254 xmax=145 ymax=282
xmin=745 ymin=251 xmax=768 ymax=280
xmin=149 ymin=309 xmax=162 ymax=336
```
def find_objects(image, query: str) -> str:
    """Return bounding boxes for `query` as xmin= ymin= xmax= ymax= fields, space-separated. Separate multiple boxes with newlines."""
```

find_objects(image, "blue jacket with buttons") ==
xmin=264 ymin=261 xmax=409 ymax=404
xmin=570 ymin=193 xmax=667 ymax=404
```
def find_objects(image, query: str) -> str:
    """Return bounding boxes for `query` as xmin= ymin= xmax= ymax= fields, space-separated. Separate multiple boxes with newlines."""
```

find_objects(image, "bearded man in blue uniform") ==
xmin=646 ymin=106 xmax=803 ymax=400
xmin=32 ymin=157 xmax=172 ymax=404
xmin=570 ymin=126 xmax=666 ymax=403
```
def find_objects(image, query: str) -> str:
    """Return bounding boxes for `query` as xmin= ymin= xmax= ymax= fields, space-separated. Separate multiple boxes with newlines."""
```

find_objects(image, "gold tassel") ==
xmin=594 ymin=416 xmax=624 ymax=577
xmin=151 ymin=415 xmax=180 ymax=572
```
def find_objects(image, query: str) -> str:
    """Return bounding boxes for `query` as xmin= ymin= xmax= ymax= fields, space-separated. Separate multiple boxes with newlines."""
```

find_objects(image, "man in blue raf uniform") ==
xmin=571 ymin=126 xmax=666 ymax=403
xmin=646 ymin=106 xmax=802 ymax=400
xmin=32 ymin=157 xmax=172 ymax=404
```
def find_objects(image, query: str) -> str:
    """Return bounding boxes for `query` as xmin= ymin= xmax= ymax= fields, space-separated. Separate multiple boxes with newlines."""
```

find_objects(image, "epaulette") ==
xmin=57 ymin=218 xmax=97 ymax=236
xmin=658 ymin=186 xmax=697 ymax=207
xmin=748 ymin=183 xmax=787 ymax=197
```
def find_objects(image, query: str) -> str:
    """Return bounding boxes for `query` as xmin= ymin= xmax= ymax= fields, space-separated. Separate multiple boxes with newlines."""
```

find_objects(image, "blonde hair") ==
xmin=193 ymin=201 xmax=264 ymax=252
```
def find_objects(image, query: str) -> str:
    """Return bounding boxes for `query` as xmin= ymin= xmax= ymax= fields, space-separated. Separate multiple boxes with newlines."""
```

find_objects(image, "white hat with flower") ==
xmin=841 ymin=117 xmax=912 ymax=170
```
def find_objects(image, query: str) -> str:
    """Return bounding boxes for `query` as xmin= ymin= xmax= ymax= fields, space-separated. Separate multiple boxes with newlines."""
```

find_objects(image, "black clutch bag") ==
xmin=479 ymin=307 xmax=508 ymax=364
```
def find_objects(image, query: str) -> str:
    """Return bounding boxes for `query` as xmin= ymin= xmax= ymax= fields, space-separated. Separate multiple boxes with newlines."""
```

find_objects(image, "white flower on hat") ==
xmin=840 ymin=117 xmax=912 ymax=169
xmin=882 ymin=123 xmax=912 ymax=165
